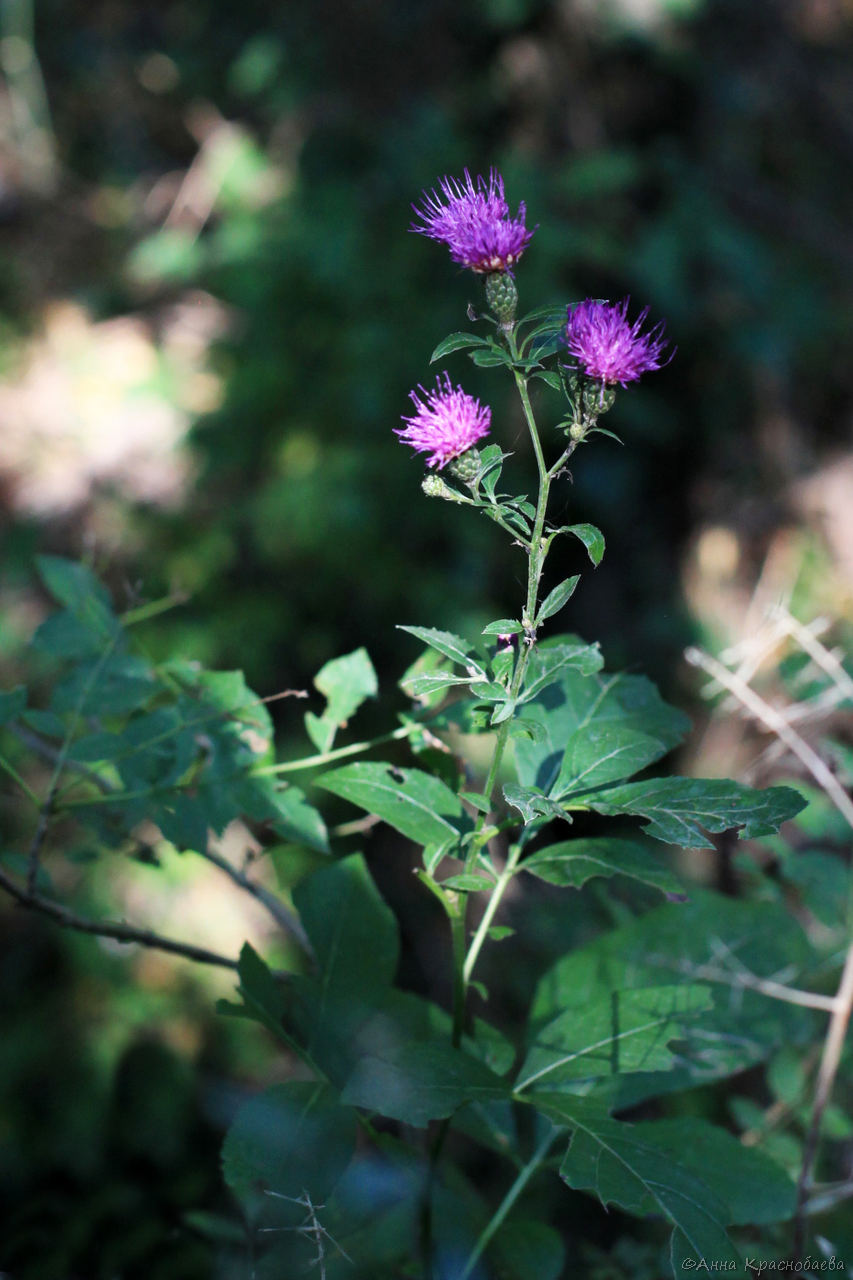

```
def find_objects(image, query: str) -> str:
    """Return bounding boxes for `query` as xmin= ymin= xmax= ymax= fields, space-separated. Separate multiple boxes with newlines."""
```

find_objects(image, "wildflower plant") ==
xmin=3 ymin=169 xmax=845 ymax=1279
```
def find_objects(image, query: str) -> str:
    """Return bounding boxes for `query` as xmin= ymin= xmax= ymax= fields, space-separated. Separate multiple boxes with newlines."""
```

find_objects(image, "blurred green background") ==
xmin=2 ymin=0 xmax=853 ymax=1274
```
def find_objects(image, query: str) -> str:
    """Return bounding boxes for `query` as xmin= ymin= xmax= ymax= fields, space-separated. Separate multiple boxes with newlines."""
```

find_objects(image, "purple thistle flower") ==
xmin=565 ymin=298 xmax=671 ymax=387
xmin=411 ymin=169 xmax=534 ymax=274
xmin=396 ymin=373 xmax=491 ymax=469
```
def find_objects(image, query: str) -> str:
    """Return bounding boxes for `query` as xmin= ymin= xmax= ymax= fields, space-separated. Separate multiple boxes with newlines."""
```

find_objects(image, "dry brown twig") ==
xmin=686 ymin=608 xmax=853 ymax=1264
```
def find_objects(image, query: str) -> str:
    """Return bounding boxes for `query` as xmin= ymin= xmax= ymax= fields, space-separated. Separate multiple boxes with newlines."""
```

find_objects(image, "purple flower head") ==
xmin=566 ymin=298 xmax=671 ymax=387
xmin=396 ymin=373 xmax=491 ymax=469
xmin=411 ymin=169 xmax=534 ymax=274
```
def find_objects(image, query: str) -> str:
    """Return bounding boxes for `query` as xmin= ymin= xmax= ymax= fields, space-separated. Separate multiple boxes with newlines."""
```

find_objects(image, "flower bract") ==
xmin=566 ymin=298 xmax=671 ymax=386
xmin=396 ymin=373 xmax=491 ymax=469
xmin=411 ymin=169 xmax=534 ymax=274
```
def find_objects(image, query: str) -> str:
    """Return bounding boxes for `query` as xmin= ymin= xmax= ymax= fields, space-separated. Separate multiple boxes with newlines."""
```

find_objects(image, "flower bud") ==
xmin=583 ymin=382 xmax=616 ymax=415
xmin=422 ymin=474 xmax=459 ymax=500
xmin=569 ymin=421 xmax=588 ymax=442
xmin=485 ymin=272 xmax=518 ymax=326
xmin=448 ymin=448 xmax=482 ymax=485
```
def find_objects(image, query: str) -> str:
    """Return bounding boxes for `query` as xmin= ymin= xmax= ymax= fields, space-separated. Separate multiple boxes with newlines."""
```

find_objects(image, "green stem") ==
xmin=119 ymin=592 xmax=188 ymax=627
xmin=0 ymin=751 xmax=40 ymax=807
xmin=464 ymin=370 xmax=554 ymax=875
xmin=458 ymin=1125 xmax=562 ymax=1280
xmin=450 ymin=903 xmax=468 ymax=1049
xmin=463 ymin=844 xmax=522 ymax=987
xmin=249 ymin=723 xmax=418 ymax=775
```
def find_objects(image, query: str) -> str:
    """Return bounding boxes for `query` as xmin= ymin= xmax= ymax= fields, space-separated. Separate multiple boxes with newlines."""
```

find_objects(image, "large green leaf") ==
xmin=587 ymin=776 xmax=807 ymax=847
xmin=315 ymin=761 xmax=472 ymax=851
xmin=513 ymin=662 xmax=687 ymax=795
xmin=516 ymin=985 xmax=712 ymax=1092
xmin=289 ymin=854 xmax=399 ymax=1082
xmin=533 ymin=1095 xmax=741 ymax=1273
xmin=342 ymin=1038 xmax=508 ymax=1127
xmin=553 ymin=724 xmax=672 ymax=797
xmin=304 ymin=647 xmax=378 ymax=752
xmin=294 ymin=853 xmax=398 ymax=1002
xmin=521 ymin=837 xmax=684 ymax=897
xmin=222 ymin=1080 xmax=357 ymax=1222
xmin=638 ymin=1118 xmax=796 ymax=1225
xmin=516 ymin=638 xmax=604 ymax=705
xmin=531 ymin=890 xmax=818 ymax=1102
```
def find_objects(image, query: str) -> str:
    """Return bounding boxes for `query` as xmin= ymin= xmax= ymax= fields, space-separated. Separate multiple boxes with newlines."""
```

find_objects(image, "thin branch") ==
xmin=685 ymin=646 xmax=853 ymax=831
xmin=672 ymin=957 xmax=839 ymax=1013
xmin=199 ymin=846 xmax=314 ymax=960
xmin=768 ymin=605 xmax=853 ymax=703
xmin=0 ymin=863 xmax=239 ymax=971
xmin=793 ymin=941 xmax=853 ymax=1265
xmin=26 ymin=780 xmax=57 ymax=895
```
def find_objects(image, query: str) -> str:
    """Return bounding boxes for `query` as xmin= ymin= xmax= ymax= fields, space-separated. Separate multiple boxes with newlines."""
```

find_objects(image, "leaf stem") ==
xmin=458 ymin=1124 xmax=562 ymax=1280
xmin=254 ymin=723 xmax=417 ymax=775
xmin=463 ymin=844 xmax=522 ymax=987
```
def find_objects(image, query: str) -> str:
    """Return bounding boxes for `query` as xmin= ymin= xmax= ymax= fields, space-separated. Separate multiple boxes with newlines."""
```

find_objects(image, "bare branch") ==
xmin=769 ymin=605 xmax=853 ymax=703
xmin=0 ymin=863 xmax=239 ymax=972
xmin=793 ymin=941 xmax=853 ymax=1266
xmin=685 ymin=646 xmax=853 ymax=831
xmin=199 ymin=846 xmax=314 ymax=960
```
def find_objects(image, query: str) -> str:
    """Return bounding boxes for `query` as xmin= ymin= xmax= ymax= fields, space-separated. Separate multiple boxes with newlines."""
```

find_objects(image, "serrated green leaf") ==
xmin=531 ymin=889 xmax=818 ymax=1100
xmin=532 ymin=1095 xmax=741 ymax=1272
xmin=522 ymin=836 xmax=684 ymax=897
xmin=514 ymin=661 xmax=688 ymax=794
xmin=517 ymin=985 xmax=712 ymax=1092
xmin=537 ymin=576 xmax=580 ymax=625
xmin=399 ymin=625 xmax=483 ymax=674
xmin=554 ymin=724 xmax=672 ymax=797
xmin=429 ymin=332 xmax=490 ymax=362
xmin=316 ymin=762 xmax=472 ymax=849
xmin=588 ymin=777 xmax=807 ymax=847
xmin=641 ymin=1118 xmax=796 ymax=1225
xmin=342 ymin=1038 xmax=508 ymax=1126
xmin=518 ymin=639 xmax=604 ymax=703
xmin=305 ymin=647 xmax=377 ymax=752
xmin=503 ymin=784 xmax=571 ymax=826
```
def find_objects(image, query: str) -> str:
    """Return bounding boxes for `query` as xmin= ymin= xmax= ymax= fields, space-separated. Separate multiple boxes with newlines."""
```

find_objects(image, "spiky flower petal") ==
xmin=411 ymin=169 xmax=534 ymax=274
xmin=566 ymin=298 xmax=671 ymax=386
xmin=396 ymin=373 xmax=491 ymax=470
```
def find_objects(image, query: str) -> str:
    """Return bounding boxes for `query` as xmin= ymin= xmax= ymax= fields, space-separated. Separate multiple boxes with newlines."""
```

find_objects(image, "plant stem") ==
xmin=450 ymin=902 xmax=468 ymax=1048
xmin=463 ymin=844 xmax=522 ymax=987
xmin=458 ymin=1125 xmax=561 ymax=1280
xmin=255 ymin=723 xmax=417 ymax=775
xmin=464 ymin=371 xmax=554 ymax=875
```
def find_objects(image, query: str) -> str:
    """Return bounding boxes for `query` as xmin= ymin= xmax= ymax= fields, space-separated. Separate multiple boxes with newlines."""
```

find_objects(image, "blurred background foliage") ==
xmin=2 ymin=0 xmax=853 ymax=1275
